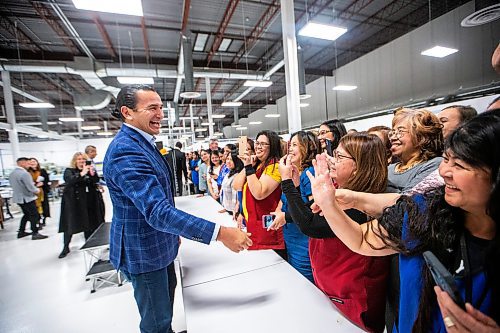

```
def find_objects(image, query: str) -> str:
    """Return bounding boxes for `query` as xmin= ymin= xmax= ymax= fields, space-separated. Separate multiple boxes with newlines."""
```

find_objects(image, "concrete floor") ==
xmin=0 ymin=199 xmax=186 ymax=333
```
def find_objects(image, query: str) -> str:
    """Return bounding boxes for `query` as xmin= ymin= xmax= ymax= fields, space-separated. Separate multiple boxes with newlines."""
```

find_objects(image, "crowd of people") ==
xmin=8 ymin=81 xmax=499 ymax=333
xmin=167 ymin=98 xmax=500 ymax=333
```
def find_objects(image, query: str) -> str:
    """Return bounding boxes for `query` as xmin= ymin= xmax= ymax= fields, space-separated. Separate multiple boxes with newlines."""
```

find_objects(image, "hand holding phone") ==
xmin=325 ymin=139 xmax=334 ymax=156
xmin=423 ymin=251 xmax=465 ymax=310
xmin=262 ymin=214 xmax=275 ymax=229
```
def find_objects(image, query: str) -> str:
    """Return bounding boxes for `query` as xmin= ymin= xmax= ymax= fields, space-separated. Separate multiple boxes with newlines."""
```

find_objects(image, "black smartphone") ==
xmin=155 ymin=141 xmax=164 ymax=150
xmin=423 ymin=251 xmax=466 ymax=310
xmin=325 ymin=139 xmax=334 ymax=156
xmin=85 ymin=160 xmax=92 ymax=166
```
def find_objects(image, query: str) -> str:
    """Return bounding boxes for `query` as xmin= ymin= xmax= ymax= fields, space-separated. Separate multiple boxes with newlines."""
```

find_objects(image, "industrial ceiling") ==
xmin=0 ymin=0 xmax=475 ymax=142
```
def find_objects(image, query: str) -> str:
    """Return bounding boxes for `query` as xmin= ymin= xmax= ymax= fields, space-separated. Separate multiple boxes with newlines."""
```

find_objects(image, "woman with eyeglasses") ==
xmin=387 ymin=108 xmax=443 ymax=193
xmin=307 ymin=110 xmax=500 ymax=333
xmin=317 ymin=119 xmax=347 ymax=153
xmin=239 ymin=130 xmax=285 ymax=256
xmin=267 ymin=131 xmax=320 ymax=282
xmin=233 ymin=138 xmax=255 ymax=229
xmin=279 ymin=132 xmax=390 ymax=332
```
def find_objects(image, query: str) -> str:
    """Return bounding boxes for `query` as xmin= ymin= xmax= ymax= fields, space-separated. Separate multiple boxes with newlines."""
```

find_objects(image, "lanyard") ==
xmin=459 ymin=233 xmax=472 ymax=304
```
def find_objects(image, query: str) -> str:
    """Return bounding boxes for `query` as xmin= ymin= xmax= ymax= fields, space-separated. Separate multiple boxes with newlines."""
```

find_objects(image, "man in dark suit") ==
xmin=104 ymin=85 xmax=252 ymax=333
xmin=171 ymin=142 xmax=188 ymax=196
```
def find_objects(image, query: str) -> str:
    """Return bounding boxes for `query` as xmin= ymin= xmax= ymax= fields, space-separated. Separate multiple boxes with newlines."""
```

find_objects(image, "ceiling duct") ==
xmin=74 ymin=90 xmax=113 ymax=111
xmin=180 ymin=33 xmax=201 ymax=99
xmin=461 ymin=2 xmax=500 ymax=27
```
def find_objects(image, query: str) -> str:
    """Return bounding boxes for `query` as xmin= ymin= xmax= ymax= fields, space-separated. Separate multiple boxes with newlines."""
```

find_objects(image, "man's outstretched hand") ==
xmin=217 ymin=226 xmax=253 ymax=252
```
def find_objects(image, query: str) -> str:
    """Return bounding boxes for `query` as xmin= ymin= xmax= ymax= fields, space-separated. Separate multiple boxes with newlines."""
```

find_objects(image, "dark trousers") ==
xmin=122 ymin=263 xmax=177 ymax=333
xmin=63 ymin=228 xmax=94 ymax=249
xmin=18 ymin=200 xmax=39 ymax=233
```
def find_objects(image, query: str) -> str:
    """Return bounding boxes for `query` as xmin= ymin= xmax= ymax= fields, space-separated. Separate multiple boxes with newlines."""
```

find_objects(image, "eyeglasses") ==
xmin=254 ymin=141 xmax=270 ymax=148
xmin=388 ymin=128 xmax=409 ymax=139
xmin=333 ymin=150 xmax=354 ymax=163
xmin=318 ymin=130 xmax=332 ymax=136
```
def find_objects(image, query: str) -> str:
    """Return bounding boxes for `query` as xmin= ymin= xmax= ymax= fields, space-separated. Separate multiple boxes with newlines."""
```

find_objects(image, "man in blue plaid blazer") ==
xmin=104 ymin=85 xmax=252 ymax=333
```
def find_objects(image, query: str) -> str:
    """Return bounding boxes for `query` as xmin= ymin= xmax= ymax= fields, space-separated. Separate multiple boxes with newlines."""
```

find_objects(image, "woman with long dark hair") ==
xmin=207 ymin=149 xmax=222 ymax=201
xmin=268 ymin=131 xmax=320 ymax=282
xmin=317 ymin=119 xmax=347 ymax=153
xmin=220 ymin=151 xmax=243 ymax=215
xmin=308 ymin=110 xmax=500 ymax=332
xmin=240 ymin=130 xmax=284 ymax=255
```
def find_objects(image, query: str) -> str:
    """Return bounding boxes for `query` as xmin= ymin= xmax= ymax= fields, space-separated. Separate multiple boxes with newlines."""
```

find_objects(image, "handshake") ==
xmin=216 ymin=226 xmax=253 ymax=252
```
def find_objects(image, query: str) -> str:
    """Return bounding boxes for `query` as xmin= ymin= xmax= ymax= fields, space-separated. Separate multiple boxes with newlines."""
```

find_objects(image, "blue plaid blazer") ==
xmin=103 ymin=124 xmax=216 ymax=274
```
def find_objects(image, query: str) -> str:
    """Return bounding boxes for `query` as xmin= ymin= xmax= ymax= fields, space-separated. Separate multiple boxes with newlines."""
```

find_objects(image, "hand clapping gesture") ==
xmin=306 ymin=154 xmax=336 ymax=209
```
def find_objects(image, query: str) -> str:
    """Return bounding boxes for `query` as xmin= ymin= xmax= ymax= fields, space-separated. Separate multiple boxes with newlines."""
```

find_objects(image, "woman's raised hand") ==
xmin=306 ymin=154 xmax=336 ymax=208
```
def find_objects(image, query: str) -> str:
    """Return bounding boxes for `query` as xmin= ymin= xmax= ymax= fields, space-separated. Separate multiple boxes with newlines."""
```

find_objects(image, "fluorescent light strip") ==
xmin=299 ymin=103 xmax=309 ymax=107
xmin=19 ymin=102 xmax=55 ymax=108
xmin=243 ymin=80 xmax=273 ymax=88
xmin=333 ymin=85 xmax=357 ymax=91
xmin=211 ymin=114 xmax=226 ymax=119
xmin=235 ymin=127 xmax=247 ymax=130
xmin=81 ymin=125 xmax=101 ymax=130
xmin=265 ymin=114 xmax=280 ymax=118
xmin=298 ymin=22 xmax=348 ymax=41
xmin=421 ymin=46 xmax=458 ymax=58
xmin=195 ymin=128 xmax=207 ymax=132
xmin=72 ymin=0 xmax=143 ymax=16
xmin=201 ymin=122 xmax=215 ymax=126
xmin=96 ymin=131 xmax=114 ymax=136
xmin=59 ymin=117 xmax=84 ymax=122
xmin=221 ymin=101 xmax=242 ymax=107
xmin=249 ymin=121 xmax=262 ymax=125
xmin=117 ymin=77 xmax=154 ymax=84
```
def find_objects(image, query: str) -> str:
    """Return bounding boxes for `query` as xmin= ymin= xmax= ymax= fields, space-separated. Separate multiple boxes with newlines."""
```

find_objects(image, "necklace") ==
xmin=394 ymin=161 xmax=420 ymax=174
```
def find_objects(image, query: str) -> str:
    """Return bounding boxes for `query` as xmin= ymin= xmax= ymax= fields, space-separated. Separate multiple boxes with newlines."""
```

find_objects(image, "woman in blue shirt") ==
xmin=308 ymin=110 xmax=500 ymax=332
xmin=189 ymin=151 xmax=200 ymax=194
xmin=269 ymin=131 xmax=320 ymax=282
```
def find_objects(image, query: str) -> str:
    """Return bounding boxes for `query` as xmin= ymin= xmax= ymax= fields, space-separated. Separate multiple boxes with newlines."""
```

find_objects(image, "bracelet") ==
xmin=245 ymin=165 xmax=256 ymax=176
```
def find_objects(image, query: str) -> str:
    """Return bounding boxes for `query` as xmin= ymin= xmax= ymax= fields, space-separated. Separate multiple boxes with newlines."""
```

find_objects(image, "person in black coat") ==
xmin=58 ymin=152 xmax=105 ymax=258
xmin=168 ymin=142 xmax=188 ymax=196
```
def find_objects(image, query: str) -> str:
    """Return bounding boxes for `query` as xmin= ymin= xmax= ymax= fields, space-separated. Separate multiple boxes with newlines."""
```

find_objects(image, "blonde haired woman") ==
xmin=58 ymin=152 xmax=104 ymax=258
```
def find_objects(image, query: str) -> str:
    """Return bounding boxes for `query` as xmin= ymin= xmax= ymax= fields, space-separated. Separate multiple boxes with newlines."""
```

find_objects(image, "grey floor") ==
xmin=0 ymin=199 xmax=187 ymax=333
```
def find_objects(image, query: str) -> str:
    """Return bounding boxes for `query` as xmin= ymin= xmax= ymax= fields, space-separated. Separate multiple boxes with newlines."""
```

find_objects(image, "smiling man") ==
xmin=103 ymin=85 xmax=252 ymax=333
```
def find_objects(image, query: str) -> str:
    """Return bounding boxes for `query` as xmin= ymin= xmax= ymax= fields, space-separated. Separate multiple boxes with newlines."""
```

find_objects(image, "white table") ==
xmin=176 ymin=195 xmax=365 ymax=333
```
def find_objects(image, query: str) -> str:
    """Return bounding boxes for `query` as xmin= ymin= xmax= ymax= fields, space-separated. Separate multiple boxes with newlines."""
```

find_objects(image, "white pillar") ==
xmin=205 ymin=77 xmax=214 ymax=137
xmin=1 ymin=71 xmax=21 ymax=161
xmin=280 ymin=0 xmax=301 ymax=133
xmin=233 ymin=106 xmax=239 ymax=123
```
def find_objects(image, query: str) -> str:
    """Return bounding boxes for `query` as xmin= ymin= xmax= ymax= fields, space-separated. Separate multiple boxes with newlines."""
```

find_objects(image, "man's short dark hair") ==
xmin=175 ymin=142 xmax=182 ymax=149
xmin=112 ymin=85 xmax=157 ymax=121
xmin=16 ymin=157 xmax=29 ymax=162
xmin=85 ymin=145 xmax=96 ymax=154
xmin=441 ymin=105 xmax=477 ymax=123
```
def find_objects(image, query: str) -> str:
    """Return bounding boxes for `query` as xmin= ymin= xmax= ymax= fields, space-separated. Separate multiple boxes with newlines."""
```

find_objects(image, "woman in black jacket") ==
xmin=58 ymin=152 xmax=104 ymax=258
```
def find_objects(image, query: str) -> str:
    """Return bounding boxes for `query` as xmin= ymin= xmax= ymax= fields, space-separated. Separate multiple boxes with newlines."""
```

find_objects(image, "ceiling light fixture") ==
xmin=193 ymin=33 xmax=209 ymax=52
xmin=211 ymin=114 xmax=226 ymax=119
xmin=81 ymin=125 xmax=101 ymax=130
xmin=117 ymin=77 xmax=154 ymax=84
xmin=179 ymin=91 xmax=201 ymax=99
xmin=231 ymin=123 xmax=241 ymax=127
xmin=19 ymin=102 xmax=55 ymax=109
xmin=218 ymin=38 xmax=232 ymax=52
xmin=243 ymin=80 xmax=273 ymax=88
xmin=249 ymin=121 xmax=262 ymax=125
xmin=195 ymin=128 xmax=207 ymax=132
xmin=221 ymin=101 xmax=243 ymax=107
xmin=72 ymin=0 xmax=143 ymax=16
xmin=421 ymin=46 xmax=458 ymax=58
xmin=235 ymin=126 xmax=248 ymax=130
xmin=264 ymin=114 xmax=280 ymax=118
xmin=300 ymin=94 xmax=311 ymax=100
xmin=96 ymin=131 xmax=114 ymax=136
xmin=58 ymin=117 xmax=84 ymax=122
xmin=299 ymin=103 xmax=309 ymax=107
xmin=201 ymin=122 xmax=215 ymax=126
xmin=298 ymin=22 xmax=348 ymax=41
xmin=333 ymin=85 xmax=357 ymax=91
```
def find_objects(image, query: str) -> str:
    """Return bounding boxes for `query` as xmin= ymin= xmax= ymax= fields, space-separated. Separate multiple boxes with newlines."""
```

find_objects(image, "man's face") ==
xmin=123 ymin=90 xmax=164 ymax=135
xmin=438 ymin=108 xmax=461 ymax=139
xmin=18 ymin=160 xmax=29 ymax=169
xmin=209 ymin=140 xmax=218 ymax=150
xmin=87 ymin=148 xmax=97 ymax=159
